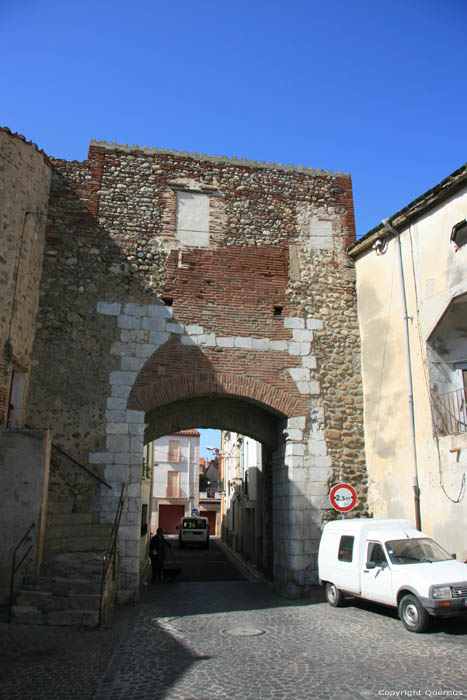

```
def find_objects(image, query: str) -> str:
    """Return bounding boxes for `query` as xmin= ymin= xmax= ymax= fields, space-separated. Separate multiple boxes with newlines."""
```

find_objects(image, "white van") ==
xmin=177 ymin=516 xmax=210 ymax=549
xmin=318 ymin=518 xmax=467 ymax=632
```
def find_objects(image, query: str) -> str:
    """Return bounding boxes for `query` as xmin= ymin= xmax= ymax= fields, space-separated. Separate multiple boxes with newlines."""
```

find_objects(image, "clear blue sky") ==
xmin=2 ymin=0 xmax=465 ymax=236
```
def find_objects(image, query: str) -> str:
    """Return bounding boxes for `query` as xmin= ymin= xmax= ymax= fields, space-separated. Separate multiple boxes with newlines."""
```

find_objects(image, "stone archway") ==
xmin=22 ymin=139 xmax=367 ymax=605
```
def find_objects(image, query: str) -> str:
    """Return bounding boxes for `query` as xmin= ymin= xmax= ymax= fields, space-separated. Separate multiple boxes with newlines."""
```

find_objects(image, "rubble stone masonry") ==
xmin=23 ymin=139 xmax=366 ymax=599
xmin=0 ymin=129 xmax=51 ymax=425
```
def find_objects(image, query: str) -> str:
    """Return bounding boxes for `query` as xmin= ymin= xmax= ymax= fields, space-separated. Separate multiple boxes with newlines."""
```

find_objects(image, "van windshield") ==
xmin=385 ymin=538 xmax=452 ymax=565
xmin=182 ymin=519 xmax=207 ymax=529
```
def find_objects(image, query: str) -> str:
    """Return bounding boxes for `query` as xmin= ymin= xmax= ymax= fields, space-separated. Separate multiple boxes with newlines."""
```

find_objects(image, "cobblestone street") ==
xmin=1 ymin=541 xmax=465 ymax=700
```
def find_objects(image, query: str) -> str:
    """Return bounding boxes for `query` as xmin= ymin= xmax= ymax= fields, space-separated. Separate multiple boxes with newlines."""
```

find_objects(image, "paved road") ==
xmin=0 ymin=539 xmax=465 ymax=700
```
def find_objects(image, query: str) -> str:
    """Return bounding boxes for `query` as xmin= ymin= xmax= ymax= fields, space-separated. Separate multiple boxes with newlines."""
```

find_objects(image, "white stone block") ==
xmin=147 ymin=305 xmax=172 ymax=319
xmin=112 ymin=452 xmax=132 ymax=464
xmin=166 ymin=322 xmax=184 ymax=334
xmin=288 ymin=368 xmax=310 ymax=382
xmin=149 ymin=331 xmax=169 ymax=345
xmin=311 ymin=455 xmax=332 ymax=467
xmin=104 ymin=465 xmax=129 ymax=482
xmin=110 ymin=371 xmax=138 ymax=386
xmin=89 ymin=452 xmax=113 ymax=464
xmin=118 ymin=315 xmax=141 ymax=330
xmin=120 ymin=330 xmax=146 ymax=342
xmin=308 ymin=466 xmax=332 ymax=481
xmin=106 ymin=423 xmax=129 ymax=435
xmin=186 ymin=324 xmax=204 ymax=335
xmin=306 ymin=318 xmax=323 ymax=330
xmin=121 ymin=357 xmax=145 ymax=371
xmin=124 ymin=303 xmax=147 ymax=317
xmin=129 ymin=423 xmax=145 ymax=435
xmin=308 ymin=439 xmax=328 ymax=456
xmin=127 ymin=410 xmax=145 ymax=423
xmin=216 ymin=336 xmax=234 ymax=348
xmin=252 ymin=338 xmax=270 ymax=351
xmin=270 ymin=340 xmax=287 ymax=351
xmin=286 ymin=428 xmax=303 ymax=441
xmin=142 ymin=317 xmax=166 ymax=331
xmin=309 ymin=380 xmax=320 ymax=394
xmin=111 ymin=342 xmax=136 ymax=356
xmin=284 ymin=317 xmax=305 ymax=329
xmin=111 ymin=385 xmax=132 ymax=399
xmin=287 ymin=416 xmax=306 ymax=429
xmin=105 ymin=410 xmax=127 ymax=422
xmin=126 ymin=484 xmax=141 ymax=498
xmin=292 ymin=329 xmax=313 ymax=343
xmin=297 ymin=381 xmax=311 ymax=395
xmin=199 ymin=334 xmax=216 ymax=346
xmin=235 ymin=336 xmax=253 ymax=349
xmin=135 ymin=344 xmax=156 ymax=357
xmin=302 ymin=355 xmax=317 ymax=369
xmin=97 ymin=301 xmax=121 ymax=316
xmin=181 ymin=335 xmax=196 ymax=346
xmin=107 ymin=397 xmax=127 ymax=410
xmin=130 ymin=436 xmax=144 ymax=453
xmin=106 ymin=435 xmax=130 ymax=452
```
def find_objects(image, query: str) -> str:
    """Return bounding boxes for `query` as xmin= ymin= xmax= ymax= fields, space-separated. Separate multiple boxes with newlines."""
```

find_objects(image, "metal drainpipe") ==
xmin=381 ymin=218 xmax=422 ymax=530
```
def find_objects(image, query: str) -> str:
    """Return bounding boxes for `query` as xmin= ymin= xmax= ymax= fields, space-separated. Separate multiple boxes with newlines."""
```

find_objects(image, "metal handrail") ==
xmin=8 ymin=522 xmax=35 ymax=623
xmin=25 ymin=424 xmax=112 ymax=489
xmin=98 ymin=484 xmax=125 ymax=627
xmin=51 ymin=443 xmax=112 ymax=489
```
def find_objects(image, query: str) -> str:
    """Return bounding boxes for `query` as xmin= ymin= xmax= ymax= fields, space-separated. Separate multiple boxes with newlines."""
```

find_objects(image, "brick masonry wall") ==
xmin=27 ymin=141 xmax=367 ymax=599
xmin=0 ymin=129 xmax=51 ymax=425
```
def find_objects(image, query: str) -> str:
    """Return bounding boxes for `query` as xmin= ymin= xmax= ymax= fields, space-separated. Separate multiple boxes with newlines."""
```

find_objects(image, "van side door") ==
xmin=360 ymin=541 xmax=394 ymax=605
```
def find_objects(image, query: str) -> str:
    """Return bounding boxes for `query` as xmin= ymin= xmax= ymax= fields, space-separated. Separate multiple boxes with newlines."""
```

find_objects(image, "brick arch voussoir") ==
xmin=128 ymin=371 xmax=300 ymax=418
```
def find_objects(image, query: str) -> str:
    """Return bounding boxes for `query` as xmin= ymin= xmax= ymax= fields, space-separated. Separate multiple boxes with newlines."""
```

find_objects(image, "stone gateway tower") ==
xmin=3 ymin=130 xmax=366 ymax=603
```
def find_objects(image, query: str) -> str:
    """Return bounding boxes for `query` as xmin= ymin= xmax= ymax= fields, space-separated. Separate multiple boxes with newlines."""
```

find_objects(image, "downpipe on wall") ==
xmin=380 ymin=218 xmax=422 ymax=531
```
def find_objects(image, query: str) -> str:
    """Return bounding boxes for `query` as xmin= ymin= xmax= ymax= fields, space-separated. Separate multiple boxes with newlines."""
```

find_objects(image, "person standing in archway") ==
xmin=150 ymin=527 xmax=172 ymax=582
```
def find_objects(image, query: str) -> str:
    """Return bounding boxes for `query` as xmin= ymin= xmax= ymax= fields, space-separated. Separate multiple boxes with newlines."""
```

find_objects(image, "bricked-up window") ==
xmin=451 ymin=219 xmax=467 ymax=251
xmin=168 ymin=440 xmax=181 ymax=462
xmin=176 ymin=191 xmax=209 ymax=247
xmin=338 ymin=535 xmax=354 ymax=562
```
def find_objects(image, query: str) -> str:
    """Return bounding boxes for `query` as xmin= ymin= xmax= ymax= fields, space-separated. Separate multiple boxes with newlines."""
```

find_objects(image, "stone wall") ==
xmin=0 ymin=129 xmax=51 ymax=425
xmin=0 ymin=429 xmax=51 ymax=603
xmin=27 ymin=140 xmax=367 ymax=598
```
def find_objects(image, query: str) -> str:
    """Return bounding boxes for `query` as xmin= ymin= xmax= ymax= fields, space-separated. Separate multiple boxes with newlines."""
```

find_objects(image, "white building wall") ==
xmin=353 ymin=182 xmax=467 ymax=560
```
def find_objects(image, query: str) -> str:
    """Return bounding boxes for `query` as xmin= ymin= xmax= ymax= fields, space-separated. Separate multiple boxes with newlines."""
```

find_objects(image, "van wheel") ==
xmin=178 ymin=538 xmax=184 ymax=549
xmin=398 ymin=594 xmax=430 ymax=633
xmin=325 ymin=582 xmax=344 ymax=607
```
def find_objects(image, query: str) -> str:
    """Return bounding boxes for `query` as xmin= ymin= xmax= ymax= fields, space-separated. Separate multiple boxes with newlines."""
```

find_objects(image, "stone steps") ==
xmin=10 ymin=509 xmax=118 ymax=627
xmin=11 ymin=605 xmax=100 ymax=627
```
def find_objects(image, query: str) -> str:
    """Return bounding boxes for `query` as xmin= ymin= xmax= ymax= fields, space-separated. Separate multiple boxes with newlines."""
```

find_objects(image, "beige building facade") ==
xmin=349 ymin=164 xmax=467 ymax=561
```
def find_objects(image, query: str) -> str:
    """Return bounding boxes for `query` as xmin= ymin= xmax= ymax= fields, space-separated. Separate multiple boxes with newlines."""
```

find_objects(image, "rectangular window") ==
xmin=168 ymin=440 xmax=181 ymax=462
xmin=167 ymin=471 xmax=180 ymax=498
xmin=338 ymin=535 xmax=354 ymax=562
xmin=366 ymin=542 xmax=387 ymax=567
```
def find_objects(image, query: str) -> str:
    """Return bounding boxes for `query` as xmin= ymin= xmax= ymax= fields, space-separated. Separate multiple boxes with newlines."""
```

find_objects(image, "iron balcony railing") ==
xmin=435 ymin=388 xmax=467 ymax=436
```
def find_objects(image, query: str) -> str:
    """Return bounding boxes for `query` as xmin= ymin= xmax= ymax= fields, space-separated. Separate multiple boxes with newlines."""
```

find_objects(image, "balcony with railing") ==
xmin=165 ymin=486 xmax=186 ymax=498
xmin=435 ymin=388 xmax=467 ymax=436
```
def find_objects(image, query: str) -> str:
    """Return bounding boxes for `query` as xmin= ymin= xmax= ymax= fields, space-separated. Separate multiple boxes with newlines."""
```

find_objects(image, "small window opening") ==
xmin=451 ymin=219 xmax=467 ymax=251
xmin=273 ymin=305 xmax=283 ymax=316
xmin=338 ymin=535 xmax=354 ymax=562
xmin=162 ymin=296 xmax=173 ymax=306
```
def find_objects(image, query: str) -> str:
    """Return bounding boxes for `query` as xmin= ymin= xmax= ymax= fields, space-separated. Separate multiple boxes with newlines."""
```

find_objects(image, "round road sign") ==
xmin=329 ymin=483 xmax=358 ymax=512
